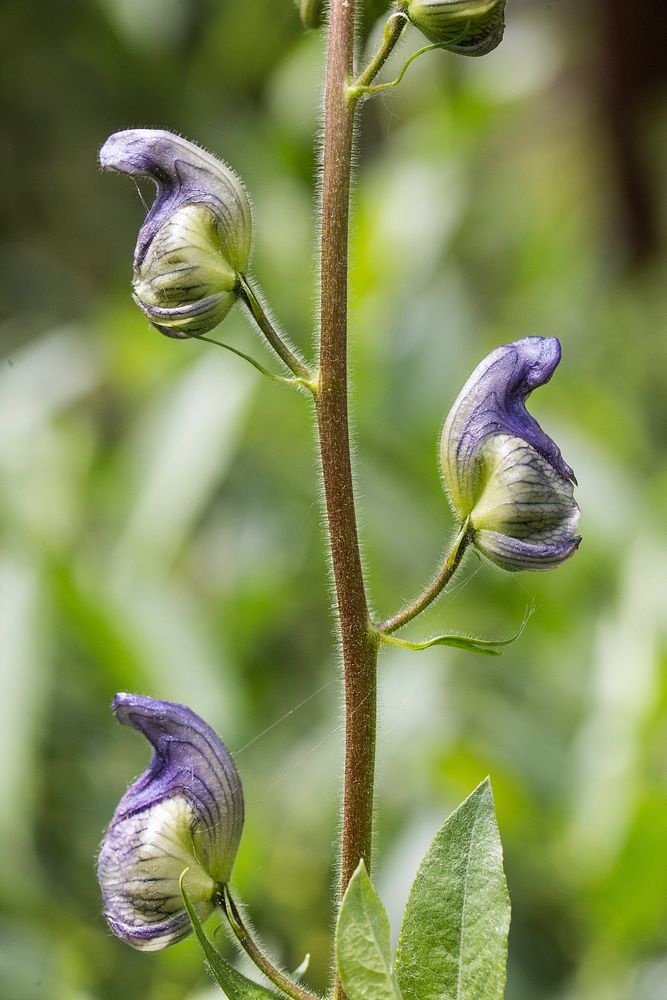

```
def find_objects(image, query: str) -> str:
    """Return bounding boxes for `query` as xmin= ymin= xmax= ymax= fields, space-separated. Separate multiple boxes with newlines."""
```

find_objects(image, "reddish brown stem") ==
xmin=316 ymin=3 xmax=377 ymax=998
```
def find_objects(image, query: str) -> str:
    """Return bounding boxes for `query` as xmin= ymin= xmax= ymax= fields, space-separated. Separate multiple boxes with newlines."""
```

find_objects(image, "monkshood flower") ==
xmin=99 ymin=129 xmax=252 ymax=338
xmin=441 ymin=337 xmax=581 ymax=571
xmin=399 ymin=0 xmax=506 ymax=55
xmin=98 ymin=693 xmax=244 ymax=951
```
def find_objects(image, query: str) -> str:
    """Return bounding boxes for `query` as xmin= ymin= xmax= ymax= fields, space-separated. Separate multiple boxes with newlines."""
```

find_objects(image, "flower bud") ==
xmin=399 ymin=0 xmax=506 ymax=55
xmin=99 ymin=129 xmax=252 ymax=338
xmin=441 ymin=337 xmax=581 ymax=571
xmin=98 ymin=693 xmax=244 ymax=951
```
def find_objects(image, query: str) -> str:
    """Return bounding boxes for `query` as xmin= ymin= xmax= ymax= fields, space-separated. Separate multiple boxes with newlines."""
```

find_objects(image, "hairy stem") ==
xmin=353 ymin=42 xmax=444 ymax=97
xmin=351 ymin=13 xmax=408 ymax=95
xmin=222 ymin=888 xmax=319 ymax=1000
xmin=317 ymin=2 xmax=377 ymax=998
xmin=376 ymin=520 xmax=470 ymax=635
xmin=239 ymin=275 xmax=316 ymax=384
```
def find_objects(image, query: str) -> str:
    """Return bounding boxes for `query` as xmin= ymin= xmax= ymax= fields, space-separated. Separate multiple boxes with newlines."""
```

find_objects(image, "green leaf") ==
xmin=335 ymin=860 xmax=404 ymax=1000
xmin=395 ymin=779 xmax=510 ymax=1000
xmin=180 ymin=875 xmax=282 ymax=1000
xmin=377 ymin=632 xmax=503 ymax=655
xmin=376 ymin=607 xmax=533 ymax=657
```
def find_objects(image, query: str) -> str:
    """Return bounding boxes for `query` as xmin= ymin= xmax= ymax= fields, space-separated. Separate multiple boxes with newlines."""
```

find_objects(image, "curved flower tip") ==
xmin=100 ymin=129 xmax=252 ymax=338
xmin=98 ymin=693 xmax=244 ymax=951
xmin=441 ymin=336 xmax=581 ymax=572
xmin=400 ymin=0 xmax=506 ymax=56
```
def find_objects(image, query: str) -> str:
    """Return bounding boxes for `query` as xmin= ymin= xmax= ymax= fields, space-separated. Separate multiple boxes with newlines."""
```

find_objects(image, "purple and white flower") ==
xmin=441 ymin=336 xmax=581 ymax=571
xmin=98 ymin=693 xmax=244 ymax=951
xmin=100 ymin=129 xmax=252 ymax=338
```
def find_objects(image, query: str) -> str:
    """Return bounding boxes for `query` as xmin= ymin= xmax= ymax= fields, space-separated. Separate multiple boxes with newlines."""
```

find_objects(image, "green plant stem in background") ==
xmin=222 ymin=888 xmax=319 ymax=1000
xmin=317 ymin=3 xmax=378 ymax=998
xmin=376 ymin=520 xmax=470 ymax=634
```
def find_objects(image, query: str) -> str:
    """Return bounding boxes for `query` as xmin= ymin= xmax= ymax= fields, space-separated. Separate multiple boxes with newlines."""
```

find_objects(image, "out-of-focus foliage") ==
xmin=1 ymin=1 xmax=666 ymax=998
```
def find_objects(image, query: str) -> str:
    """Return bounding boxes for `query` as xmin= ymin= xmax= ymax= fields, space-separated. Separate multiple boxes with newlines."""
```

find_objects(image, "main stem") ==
xmin=317 ymin=3 xmax=377 ymax=998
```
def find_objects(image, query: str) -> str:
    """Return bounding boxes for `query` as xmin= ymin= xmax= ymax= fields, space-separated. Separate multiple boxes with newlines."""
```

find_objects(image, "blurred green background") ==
xmin=1 ymin=0 xmax=666 ymax=998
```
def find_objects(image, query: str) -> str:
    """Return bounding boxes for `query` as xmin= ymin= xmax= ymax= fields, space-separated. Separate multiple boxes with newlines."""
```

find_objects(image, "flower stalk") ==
xmin=376 ymin=519 xmax=471 ymax=635
xmin=349 ymin=12 xmax=408 ymax=97
xmin=222 ymin=887 xmax=319 ymax=1000
xmin=238 ymin=276 xmax=316 ymax=386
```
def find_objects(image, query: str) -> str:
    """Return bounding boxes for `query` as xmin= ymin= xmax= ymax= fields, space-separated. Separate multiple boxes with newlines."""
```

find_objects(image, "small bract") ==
xmin=100 ymin=129 xmax=252 ymax=338
xmin=441 ymin=337 xmax=581 ymax=571
xmin=98 ymin=693 xmax=244 ymax=951
xmin=400 ymin=0 xmax=506 ymax=55
xmin=298 ymin=0 xmax=324 ymax=30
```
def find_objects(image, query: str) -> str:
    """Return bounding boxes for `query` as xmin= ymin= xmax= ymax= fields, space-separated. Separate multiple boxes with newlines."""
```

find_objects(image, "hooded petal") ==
xmin=98 ymin=694 xmax=243 ymax=951
xmin=440 ymin=337 xmax=581 ymax=572
xmin=441 ymin=336 xmax=574 ymax=518
xmin=99 ymin=129 xmax=252 ymax=273
xmin=100 ymin=129 xmax=252 ymax=337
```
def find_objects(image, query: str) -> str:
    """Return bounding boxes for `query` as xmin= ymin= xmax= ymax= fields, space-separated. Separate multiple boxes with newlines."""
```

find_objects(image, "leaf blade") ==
xmin=379 ymin=632 xmax=503 ymax=655
xmin=395 ymin=778 xmax=510 ymax=1000
xmin=376 ymin=609 xmax=533 ymax=657
xmin=335 ymin=860 xmax=403 ymax=1000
